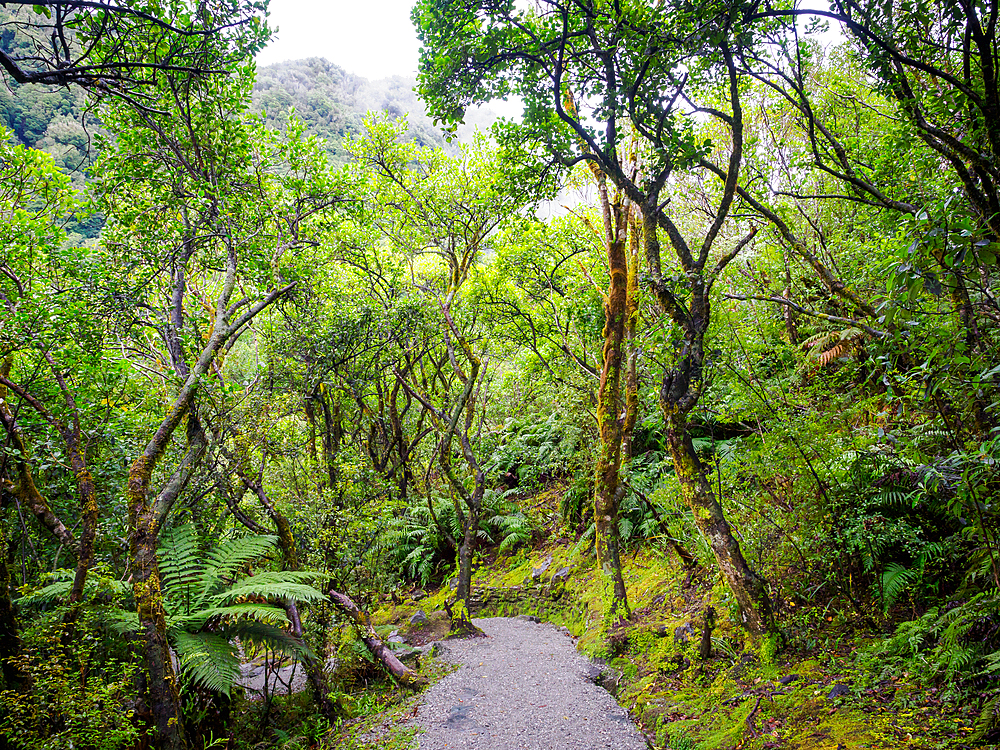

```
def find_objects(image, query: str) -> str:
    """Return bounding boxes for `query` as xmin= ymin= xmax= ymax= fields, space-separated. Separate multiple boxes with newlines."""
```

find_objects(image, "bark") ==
xmin=131 ymin=504 xmax=186 ymax=750
xmin=593 ymin=171 xmax=631 ymax=625
xmin=622 ymin=215 xmax=641 ymax=461
xmin=0 ymin=512 xmax=18 ymax=687
xmin=328 ymin=589 xmax=424 ymax=687
xmin=665 ymin=411 xmax=773 ymax=636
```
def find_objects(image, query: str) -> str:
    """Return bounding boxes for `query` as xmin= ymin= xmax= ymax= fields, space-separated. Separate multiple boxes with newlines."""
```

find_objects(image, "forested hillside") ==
xmin=1 ymin=1 xmax=999 ymax=750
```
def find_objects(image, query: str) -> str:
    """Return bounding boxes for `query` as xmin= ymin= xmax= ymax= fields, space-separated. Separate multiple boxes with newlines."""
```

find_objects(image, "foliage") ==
xmin=860 ymin=590 xmax=1000 ymax=739
xmin=387 ymin=490 xmax=536 ymax=586
xmin=486 ymin=413 xmax=582 ymax=491
xmin=113 ymin=523 xmax=326 ymax=697
xmin=0 ymin=611 xmax=140 ymax=750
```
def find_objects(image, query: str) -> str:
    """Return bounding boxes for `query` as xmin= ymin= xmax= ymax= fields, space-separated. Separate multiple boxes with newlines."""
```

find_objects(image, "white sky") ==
xmin=255 ymin=0 xmax=423 ymax=80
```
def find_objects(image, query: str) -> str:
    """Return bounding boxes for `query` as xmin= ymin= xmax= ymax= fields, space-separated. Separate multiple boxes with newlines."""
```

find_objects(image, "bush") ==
xmin=0 ymin=611 xmax=140 ymax=750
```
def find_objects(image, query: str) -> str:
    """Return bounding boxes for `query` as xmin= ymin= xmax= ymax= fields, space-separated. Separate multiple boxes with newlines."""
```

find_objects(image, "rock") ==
xmin=412 ymin=589 xmax=427 ymax=601
xmin=531 ymin=554 xmax=553 ymax=580
xmin=449 ymin=577 xmax=458 ymax=590
xmin=655 ymin=624 xmax=668 ymax=637
xmin=551 ymin=565 xmax=572 ymax=582
xmin=583 ymin=663 xmax=604 ymax=683
xmin=827 ymin=683 xmax=852 ymax=699
xmin=398 ymin=648 xmax=421 ymax=666
xmin=598 ymin=670 xmax=621 ymax=695
xmin=388 ymin=635 xmax=406 ymax=644
xmin=428 ymin=641 xmax=449 ymax=657
xmin=409 ymin=609 xmax=429 ymax=626
xmin=517 ymin=614 xmax=541 ymax=624
xmin=778 ymin=673 xmax=801 ymax=686
xmin=673 ymin=621 xmax=694 ymax=645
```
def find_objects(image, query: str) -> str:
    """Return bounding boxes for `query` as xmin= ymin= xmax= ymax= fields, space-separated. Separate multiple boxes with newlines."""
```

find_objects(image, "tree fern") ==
xmin=111 ymin=523 xmax=326 ymax=697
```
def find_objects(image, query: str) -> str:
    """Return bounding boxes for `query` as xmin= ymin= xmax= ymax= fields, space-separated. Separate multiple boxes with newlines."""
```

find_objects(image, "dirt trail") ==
xmin=409 ymin=616 xmax=648 ymax=750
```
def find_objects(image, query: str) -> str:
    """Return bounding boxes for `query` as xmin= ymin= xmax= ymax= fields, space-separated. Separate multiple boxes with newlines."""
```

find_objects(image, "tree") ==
xmin=0 ymin=125 xmax=111 ymax=659
xmin=92 ymin=63 xmax=339 ymax=749
xmin=0 ymin=0 xmax=268 ymax=103
xmin=348 ymin=119 xmax=550 ymax=630
xmin=414 ymin=0 xmax=776 ymax=637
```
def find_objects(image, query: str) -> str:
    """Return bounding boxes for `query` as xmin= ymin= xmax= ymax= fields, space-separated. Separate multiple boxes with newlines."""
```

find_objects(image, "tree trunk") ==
xmin=328 ymin=590 xmax=424 ymax=687
xmin=0 ymin=512 xmax=18 ymax=687
xmin=593 ymin=172 xmax=631 ymax=626
xmin=664 ymin=410 xmax=774 ymax=637
xmin=129 ymin=503 xmax=186 ymax=750
xmin=65 ymin=435 xmax=98 ymax=625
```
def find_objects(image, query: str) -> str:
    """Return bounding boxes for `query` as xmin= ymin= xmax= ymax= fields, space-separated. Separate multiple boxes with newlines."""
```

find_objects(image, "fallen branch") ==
xmin=328 ymin=589 xmax=425 ymax=688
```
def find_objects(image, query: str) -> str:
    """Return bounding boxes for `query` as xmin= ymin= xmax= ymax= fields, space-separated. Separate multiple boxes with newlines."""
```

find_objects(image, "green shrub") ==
xmin=0 ymin=612 xmax=140 ymax=750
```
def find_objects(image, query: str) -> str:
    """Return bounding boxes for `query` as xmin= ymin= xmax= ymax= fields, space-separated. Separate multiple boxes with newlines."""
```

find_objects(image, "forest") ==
xmin=1 ymin=0 xmax=999 ymax=748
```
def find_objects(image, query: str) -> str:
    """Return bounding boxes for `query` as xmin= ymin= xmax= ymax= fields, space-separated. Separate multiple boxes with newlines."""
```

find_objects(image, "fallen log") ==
xmin=328 ymin=589 xmax=425 ymax=688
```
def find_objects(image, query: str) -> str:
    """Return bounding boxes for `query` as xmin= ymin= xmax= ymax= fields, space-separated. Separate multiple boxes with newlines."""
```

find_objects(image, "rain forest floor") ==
xmin=306 ymin=488 xmax=983 ymax=750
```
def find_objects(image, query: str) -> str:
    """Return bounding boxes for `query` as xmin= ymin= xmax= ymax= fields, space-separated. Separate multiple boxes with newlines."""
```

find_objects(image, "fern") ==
xmin=881 ymin=563 xmax=919 ymax=611
xmin=110 ymin=523 xmax=326 ymax=697
xmin=173 ymin=631 xmax=242 ymax=696
xmin=802 ymin=327 xmax=868 ymax=368
xmin=17 ymin=568 xmax=130 ymax=607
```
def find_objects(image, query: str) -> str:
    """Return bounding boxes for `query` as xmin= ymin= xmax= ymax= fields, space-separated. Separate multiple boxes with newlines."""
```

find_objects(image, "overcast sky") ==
xmin=255 ymin=0 xmax=423 ymax=79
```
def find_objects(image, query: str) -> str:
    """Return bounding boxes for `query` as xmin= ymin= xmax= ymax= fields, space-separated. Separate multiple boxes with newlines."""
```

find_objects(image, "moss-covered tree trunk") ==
xmin=0 ymin=512 xmax=18 ymax=687
xmin=64 ymin=433 xmax=98 ymax=630
xmin=664 ymin=411 xmax=773 ymax=636
xmin=593 ymin=172 xmax=631 ymax=625
xmin=128 ymin=500 xmax=186 ymax=750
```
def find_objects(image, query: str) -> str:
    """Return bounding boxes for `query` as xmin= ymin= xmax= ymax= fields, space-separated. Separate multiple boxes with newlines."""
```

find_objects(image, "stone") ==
xmin=409 ymin=609 xmax=429 ymax=626
xmin=388 ymin=635 xmax=405 ymax=644
xmin=517 ymin=614 xmax=541 ymax=624
xmin=428 ymin=642 xmax=449 ymax=657
xmin=531 ymin=554 xmax=553 ymax=580
xmin=583 ymin=663 xmax=604 ymax=683
xmin=551 ymin=565 xmax=572 ymax=582
xmin=673 ymin=621 xmax=694 ymax=645
xmin=778 ymin=673 xmax=801 ymax=686
xmin=655 ymin=624 xmax=668 ymax=637
xmin=449 ymin=577 xmax=458 ymax=590
xmin=827 ymin=683 xmax=852 ymax=699
xmin=412 ymin=589 xmax=427 ymax=600
xmin=398 ymin=648 xmax=420 ymax=666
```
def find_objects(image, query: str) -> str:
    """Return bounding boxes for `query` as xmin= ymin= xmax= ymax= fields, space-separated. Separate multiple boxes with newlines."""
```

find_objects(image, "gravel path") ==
xmin=411 ymin=617 xmax=649 ymax=750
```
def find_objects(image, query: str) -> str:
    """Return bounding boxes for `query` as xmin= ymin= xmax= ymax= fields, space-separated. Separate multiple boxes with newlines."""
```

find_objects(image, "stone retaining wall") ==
xmin=468 ymin=581 xmax=586 ymax=624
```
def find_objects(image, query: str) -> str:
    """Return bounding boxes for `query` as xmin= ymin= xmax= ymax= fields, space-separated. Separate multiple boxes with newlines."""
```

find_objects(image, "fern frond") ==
xmin=196 ymin=534 xmax=279 ymax=608
xmin=210 ymin=574 xmax=326 ymax=607
xmin=172 ymin=630 xmax=241 ymax=697
xmin=168 ymin=603 xmax=291 ymax=632
xmin=235 ymin=621 xmax=314 ymax=662
xmin=158 ymin=523 xmax=204 ymax=615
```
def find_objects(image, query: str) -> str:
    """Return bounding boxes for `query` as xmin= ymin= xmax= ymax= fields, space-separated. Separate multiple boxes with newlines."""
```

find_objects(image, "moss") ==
xmin=758 ymin=630 xmax=780 ymax=666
